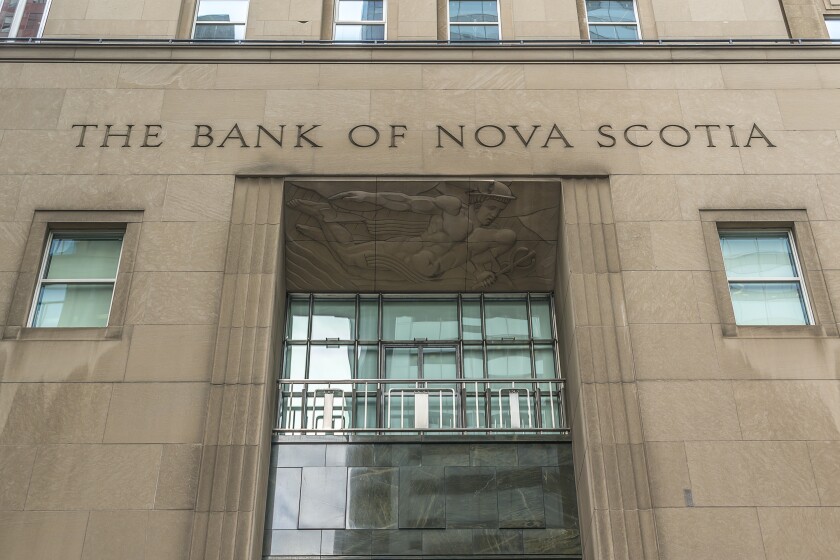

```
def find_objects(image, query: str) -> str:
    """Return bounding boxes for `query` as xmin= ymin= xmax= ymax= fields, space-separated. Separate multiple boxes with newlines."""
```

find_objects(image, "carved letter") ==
xmin=295 ymin=124 xmax=322 ymax=148
xmin=218 ymin=123 xmax=250 ymax=148
xmin=542 ymin=124 xmax=573 ymax=148
xmin=390 ymin=124 xmax=408 ymax=148
xmin=659 ymin=124 xmax=691 ymax=148
xmin=475 ymin=125 xmax=506 ymax=148
xmin=624 ymin=125 xmax=652 ymax=148
xmin=255 ymin=125 xmax=285 ymax=148
xmin=694 ymin=125 xmax=721 ymax=148
xmin=726 ymin=124 xmax=739 ymax=148
xmin=348 ymin=125 xmax=380 ymax=148
xmin=509 ymin=125 xmax=540 ymax=147
xmin=72 ymin=124 xmax=99 ymax=148
xmin=597 ymin=124 xmax=616 ymax=148
xmin=141 ymin=124 xmax=164 ymax=148
xmin=437 ymin=125 xmax=465 ymax=148
xmin=101 ymin=124 xmax=134 ymax=148
xmin=745 ymin=123 xmax=776 ymax=148
xmin=193 ymin=125 xmax=214 ymax=148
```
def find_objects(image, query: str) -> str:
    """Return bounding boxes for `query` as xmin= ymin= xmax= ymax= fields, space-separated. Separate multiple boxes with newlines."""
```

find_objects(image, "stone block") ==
xmin=638 ymin=380 xmax=742 ymax=441
xmin=655 ymin=508 xmax=765 ymax=560
xmin=809 ymin=442 xmax=840 ymax=505
xmin=631 ymin=324 xmax=719 ymax=380
xmin=155 ymin=444 xmax=202 ymax=509
xmin=0 ymin=511 xmax=88 ymax=560
xmin=733 ymin=380 xmax=840 ymax=440
xmin=125 ymin=324 xmax=216 ymax=382
xmin=0 ymin=446 xmax=36 ymax=510
xmin=758 ymin=507 xmax=840 ymax=560
xmin=623 ymin=271 xmax=700 ymax=323
xmin=104 ymin=383 xmax=208 ymax=443
xmin=81 ymin=510 xmax=147 ymax=560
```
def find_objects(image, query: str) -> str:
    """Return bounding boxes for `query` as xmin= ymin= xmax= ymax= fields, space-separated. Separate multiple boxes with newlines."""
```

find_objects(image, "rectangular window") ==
xmin=585 ymin=0 xmax=640 ymax=41
xmin=29 ymin=231 xmax=124 ymax=328
xmin=718 ymin=230 xmax=812 ymax=326
xmin=334 ymin=0 xmax=385 ymax=41
xmin=192 ymin=0 xmax=249 ymax=40
xmin=827 ymin=17 xmax=840 ymax=40
xmin=448 ymin=0 xmax=500 ymax=41
xmin=0 ymin=0 xmax=51 ymax=38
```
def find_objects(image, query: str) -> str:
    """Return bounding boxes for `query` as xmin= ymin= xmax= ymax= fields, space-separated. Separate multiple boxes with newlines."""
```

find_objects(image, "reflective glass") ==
xmin=422 ymin=347 xmax=458 ymax=380
xmin=729 ymin=282 xmax=808 ymax=326
xmin=827 ymin=18 xmax=840 ymax=39
xmin=197 ymin=0 xmax=249 ymax=22
xmin=384 ymin=347 xmax=419 ymax=379
xmin=588 ymin=24 xmax=639 ymax=41
xmin=720 ymin=232 xmax=797 ymax=279
xmin=485 ymin=298 xmax=529 ymax=339
xmin=534 ymin=345 xmax=556 ymax=378
xmin=32 ymin=284 xmax=113 ymax=328
xmin=465 ymin=395 xmax=487 ymax=428
xmin=311 ymin=299 xmax=355 ymax=340
xmin=382 ymin=299 xmax=458 ymax=340
xmin=0 ymin=0 xmax=16 ymax=38
xmin=337 ymin=0 xmax=384 ymax=21
xmin=530 ymin=296 xmax=553 ymax=339
xmin=287 ymin=299 xmax=309 ymax=340
xmin=541 ymin=395 xmax=561 ymax=429
xmin=462 ymin=298 xmax=482 ymax=340
xmin=308 ymin=345 xmax=354 ymax=380
xmin=283 ymin=345 xmax=307 ymax=379
xmin=486 ymin=345 xmax=531 ymax=379
xmin=193 ymin=23 xmax=245 ymax=40
xmin=450 ymin=24 xmax=499 ymax=40
xmin=357 ymin=345 xmax=378 ymax=379
xmin=358 ymin=298 xmax=379 ymax=341
xmin=449 ymin=0 xmax=498 ymax=23
xmin=586 ymin=0 xmax=636 ymax=23
xmin=45 ymin=235 xmax=122 ymax=280
xmin=15 ymin=0 xmax=46 ymax=38
xmin=334 ymin=24 xmax=385 ymax=40
xmin=463 ymin=347 xmax=484 ymax=379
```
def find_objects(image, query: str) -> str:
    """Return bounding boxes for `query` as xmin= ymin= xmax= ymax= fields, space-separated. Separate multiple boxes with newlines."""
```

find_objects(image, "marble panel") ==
xmin=445 ymin=467 xmax=499 ymax=529
xmin=320 ymin=530 xmax=372 ymax=556
xmin=398 ymin=467 xmax=445 ymax=529
xmin=298 ymin=467 xmax=347 ymax=529
xmin=517 ymin=442 xmax=571 ymax=467
xmin=472 ymin=529 xmax=524 ymax=555
xmin=471 ymin=443 xmax=518 ymax=466
xmin=325 ymin=444 xmax=375 ymax=467
xmin=374 ymin=444 xmax=421 ymax=467
xmin=272 ymin=444 xmax=326 ymax=467
xmin=497 ymin=468 xmax=546 ymax=529
xmin=266 ymin=468 xmax=301 ymax=530
xmin=522 ymin=528 xmax=582 ymax=555
xmin=266 ymin=530 xmax=321 ymax=556
xmin=543 ymin=467 xmax=579 ymax=530
xmin=346 ymin=468 xmax=399 ymax=529
xmin=371 ymin=529 xmax=423 ymax=556
xmin=421 ymin=529 xmax=473 ymax=556
xmin=421 ymin=443 xmax=470 ymax=466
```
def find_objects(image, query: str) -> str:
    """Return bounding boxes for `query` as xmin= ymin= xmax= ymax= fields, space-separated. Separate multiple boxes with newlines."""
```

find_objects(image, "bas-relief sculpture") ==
xmin=285 ymin=180 xmax=559 ymax=292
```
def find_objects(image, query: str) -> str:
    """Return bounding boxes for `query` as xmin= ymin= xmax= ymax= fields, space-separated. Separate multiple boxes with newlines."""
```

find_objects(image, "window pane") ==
xmin=422 ymin=347 xmax=458 ymax=380
xmin=530 ymin=296 xmax=553 ymax=339
xmin=485 ymin=298 xmax=529 ymax=339
xmin=334 ymin=23 xmax=384 ymax=40
xmin=588 ymin=24 xmax=638 ymax=41
xmin=0 ymin=0 xmax=16 ymax=38
xmin=197 ymin=0 xmax=249 ymax=22
xmin=283 ymin=345 xmax=307 ymax=379
xmin=385 ymin=347 xmax=419 ymax=379
xmin=45 ymin=235 xmax=122 ymax=280
xmin=729 ymin=282 xmax=809 ymax=325
xmin=359 ymin=297 xmax=379 ymax=341
xmin=464 ymin=347 xmax=485 ymax=379
xmin=11 ymin=0 xmax=46 ymax=38
xmin=309 ymin=345 xmax=354 ymax=380
xmin=462 ymin=297 xmax=482 ymax=340
xmin=32 ymin=284 xmax=113 ymax=327
xmin=357 ymin=345 xmax=378 ymax=379
xmin=382 ymin=299 xmax=458 ymax=340
xmin=193 ymin=23 xmax=245 ymax=40
xmin=287 ymin=299 xmax=309 ymax=340
xmin=720 ymin=232 xmax=797 ymax=279
xmin=450 ymin=24 xmax=499 ymax=40
xmin=827 ymin=18 xmax=840 ymax=39
xmin=586 ymin=0 xmax=636 ymax=23
xmin=311 ymin=299 xmax=355 ymax=340
xmin=534 ymin=345 xmax=556 ymax=378
xmin=486 ymin=345 xmax=531 ymax=379
xmin=337 ymin=0 xmax=384 ymax=21
xmin=449 ymin=1 xmax=498 ymax=23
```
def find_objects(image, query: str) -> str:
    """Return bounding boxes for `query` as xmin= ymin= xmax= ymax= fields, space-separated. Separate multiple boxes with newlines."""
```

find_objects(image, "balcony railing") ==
xmin=274 ymin=377 xmax=568 ymax=436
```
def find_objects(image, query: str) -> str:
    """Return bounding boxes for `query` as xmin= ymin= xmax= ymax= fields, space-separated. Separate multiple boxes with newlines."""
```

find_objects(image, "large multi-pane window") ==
xmin=277 ymin=294 xmax=565 ymax=434
xmin=0 ymin=0 xmax=50 ymax=38
xmin=334 ymin=0 xmax=385 ymax=41
xmin=192 ymin=0 xmax=249 ymax=40
xmin=448 ymin=0 xmax=500 ymax=41
xmin=719 ymin=230 xmax=812 ymax=326
xmin=585 ymin=0 xmax=640 ymax=41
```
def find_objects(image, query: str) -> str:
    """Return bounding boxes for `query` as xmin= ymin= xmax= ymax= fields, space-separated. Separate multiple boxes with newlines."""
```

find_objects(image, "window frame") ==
xmin=584 ymin=0 xmax=641 ymax=42
xmin=447 ymin=0 xmax=501 ymax=42
xmin=1 ymin=0 xmax=52 ymax=39
xmin=333 ymin=0 xmax=387 ymax=41
xmin=191 ymin=0 xmax=250 ymax=41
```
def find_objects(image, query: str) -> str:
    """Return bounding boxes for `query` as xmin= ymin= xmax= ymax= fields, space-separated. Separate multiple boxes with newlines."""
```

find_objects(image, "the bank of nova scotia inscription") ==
xmin=285 ymin=180 xmax=560 ymax=292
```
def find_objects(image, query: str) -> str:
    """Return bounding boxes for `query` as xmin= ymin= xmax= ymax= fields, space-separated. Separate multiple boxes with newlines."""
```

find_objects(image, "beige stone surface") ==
xmin=623 ymin=271 xmax=701 ymax=323
xmin=125 ymin=324 xmax=216 ymax=382
xmin=0 ymin=511 xmax=88 ymax=560
xmin=808 ymin=442 xmax=840 ymax=505
xmin=82 ymin=510 xmax=147 ymax=560
xmin=638 ymin=381 xmax=742 ymax=441
xmin=645 ymin=442 xmax=691 ymax=508
xmin=0 ymin=446 xmax=36 ymax=510
xmin=155 ymin=444 xmax=202 ymax=509
xmin=136 ymin=222 xmax=229 ymax=272
xmin=126 ymin=271 xmax=224 ymax=325
xmin=104 ymin=383 xmax=208 ymax=443
xmin=0 ymin=340 xmax=129 ymax=383
xmin=146 ymin=511 xmax=194 ymax=559
xmin=759 ymin=508 xmax=840 ymax=560
xmin=631 ymin=324 xmax=719 ymax=380
xmin=655 ymin=508 xmax=766 ymax=560
xmin=733 ymin=380 xmax=840 ymax=440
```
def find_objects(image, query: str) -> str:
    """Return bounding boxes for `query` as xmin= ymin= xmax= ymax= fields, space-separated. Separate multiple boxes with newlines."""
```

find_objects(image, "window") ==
xmin=827 ymin=17 xmax=840 ymax=40
xmin=585 ymin=0 xmax=640 ymax=41
xmin=334 ymin=0 xmax=385 ymax=41
xmin=0 ymin=0 xmax=51 ymax=38
xmin=719 ymin=230 xmax=812 ymax=326
xmin=29 ymin=231 xmax=124 ymax=328
xmin=448 ymin=0 xmax=500 ymax=41
xmin=192 ymin=0 xmax=249 ymax=40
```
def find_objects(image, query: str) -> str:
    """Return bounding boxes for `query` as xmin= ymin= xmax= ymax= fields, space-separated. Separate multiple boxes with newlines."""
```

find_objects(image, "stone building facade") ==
xmin=1 ymin=1 xmax=840 ymax=559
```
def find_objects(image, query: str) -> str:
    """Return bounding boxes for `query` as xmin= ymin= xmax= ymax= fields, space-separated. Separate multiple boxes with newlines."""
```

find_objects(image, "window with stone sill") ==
xmin=334 ymin=0 xmax=386 ymax=41
xmin=0 ymin=0 xmax=51 ymax=38
xmin=585 ymin=0 xmax=640 ymax=41
xmin=448 ymin=0 xmax=500 ymax=41
xmin=192 ymin=0 xmax=249 ymax=40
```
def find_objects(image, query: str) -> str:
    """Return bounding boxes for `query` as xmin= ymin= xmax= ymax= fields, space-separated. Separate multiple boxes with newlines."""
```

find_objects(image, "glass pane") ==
xmin=729 ymin=282 xmax=809 ymax=326
xmin=357 ymin=345 xmax=378 ymax=379
xmin=11 ymin=0 xmax=46 ymax=38
xmin=287 ymin=299 xmax=309 ymax=340
xmin=283 ymin=345 xmax=307 ymax=379
xmin=462 ymin=298 xmax=482 ymax=340
xmin=359 ymin=298 xmax=379 ymax=341
xmin=465 ymin=395 xmax=487 ymax=428
xmin=540 ymin=395 xmax=561 ymax=429
xmin=193 ymin=23 xmax=245 ymax=40
xmin=586 ymin=0 xmax=636 ymax=23
xmin=449 ymin=0 xmax=498 ymax=23
xmin=354 ymin=397 xmax=377 ymax=429
xmin=485 ymin=298 xmax=529 ymax=340
xmin=588 ymin=24 xmax=638 ymax=41
xmin=197 ymin=0 xmax=249 ymax=22
xmin=486 ymin=345 xmax=531 ymax=380
xmin=720 ymin=232 xmax=797 ymax=279
xmin=384 ymin=347 xmax=419 ymax=379
xmin=382 ymin=299 xmax=458 ymax=341
xmin=308 ymin=345 xmax=354 ymax=380
xmin=530 ymin=296 xmax=553 ymax=339
xmin=32 ymin=284 xmax=114 ymax=328
xmin=311 ymin=299 xmax=355 ymax=340
xmin=0 ymin=0 xmax=17 ymax=38
xmin=534 ymin=345 xmax=556 ymax=379
xmin=828 ymin=18 xmax=840 ymax=39
xmin=463 ymin=347 xmax=484 ymax=379
xmin=422 ymin=347 xmax=458 ymax=380
xmin=337 ymin=0 xmax=384 ymax=21
xmin=334 ymin=24 xmax=385 ymax=40
xmin=450 ymin=24 xmax=499 ymax=40
xmin=45 ymin=235 xmax=122 ymax=280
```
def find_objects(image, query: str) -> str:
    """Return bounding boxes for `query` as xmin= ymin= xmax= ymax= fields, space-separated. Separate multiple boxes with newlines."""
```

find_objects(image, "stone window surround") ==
xmin=2 ymin=210 xmax=143 ymax=342
xmin=700 ymin=209 xmax=838 ymax=338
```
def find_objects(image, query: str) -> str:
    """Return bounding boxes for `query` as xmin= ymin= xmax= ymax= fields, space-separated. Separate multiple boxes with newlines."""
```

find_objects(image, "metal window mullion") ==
xmin=726 ymin=277 xmax=802 ymax=283
xmin=6 ymin=0 xmax=26 ymax=38
xmin=788 ymin=229 xmax=815 ymax=325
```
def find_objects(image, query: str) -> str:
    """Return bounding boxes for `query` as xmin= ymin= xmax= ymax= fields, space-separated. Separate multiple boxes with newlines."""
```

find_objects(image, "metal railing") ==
xmin=275 ymin=377 xmax=568 ymax=435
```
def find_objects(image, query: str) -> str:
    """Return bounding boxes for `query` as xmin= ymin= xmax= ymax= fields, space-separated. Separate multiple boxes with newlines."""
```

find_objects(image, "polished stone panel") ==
xmin=473 ymin=529 xmax=524 ymax=555
xmin=267 ymin=530 xmax=321 ymax=556
xmin=543 ymin=467 xmax=579 ymax=530
xmin=346 ymin=468 xmax=399 ymax=529
xmin=517 ymin=443 xmax=566 ymax=466
xmin=470 ymin=443 xmax=517 ymax=467
xmin=398 ymin=467 xmax=445 ymax=529
xmin=371 ymin=529 xmax=423 ymax=556
xmin=325 ymin=444 xmax=375 ymax=467
xmin=523 ymin=528 xmax=582 ymax=555
xmin=272 ymin=444 xmax=325 ymax=467
xmin=320 ymin=530 xmax=372 ymax=555
xmin=497 ymin=467 xmax=546 ymax=529
xmin=421 ymin=443 xmax=470 ymax=466
xmin=374 ymin=443 xmax=421 ymax=467
xmin=298 ymin=467 xmax=347 ymax=529
xmin=421 ymin=529 xmax=473 ymax=556
xmin=266 ymin=468 xmax=301 ymax=530
xmin=445 ymin=467 xmax=499 ymax=529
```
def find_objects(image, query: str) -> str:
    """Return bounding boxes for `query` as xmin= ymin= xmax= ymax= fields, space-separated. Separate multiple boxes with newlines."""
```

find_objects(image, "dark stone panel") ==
xmin=398 ymin=467 xmax=445 ymax=529
xmin=273 ymin=444 xmax=326 ymax=467
xmin=522 ymin=528 xmax=582 ymax=556
xmin=497 ymin=467 xmax=546 ymax=529
xmin=371 ymin=530 xmax=423 ymax=556
xmin=374 ymin=443 xmax=421 ymax=466
xmin=346 ymin=467 xmax=399 ymax=529
xmin=543 ymin=467 xmax=580 ymax=530
xmin=299 ymin=467 xmax=348 ymax=529
xmin=266 ymin=468 xmax=302 ymax=530
xmin=325 ymin=444 xmax=375 ymax=467
xmin=321 ymin=530 xmax=372 ymax=556
xmin=470 ymin=443 xmax=517 ymax=467
xmin=421 ymin=443 xmax=470 ymax=466
xmin=445 ymin=467 xmax=498 ymax=529
xmin=472 ymin=529 xmax=524 ymax=555
xmin=421 ymin=529 xmax=473 ymax=556
xmin=516 ymin=443 xmax=565 ymax=466
xmin=267 ymin=530 xmax=321 ymax=556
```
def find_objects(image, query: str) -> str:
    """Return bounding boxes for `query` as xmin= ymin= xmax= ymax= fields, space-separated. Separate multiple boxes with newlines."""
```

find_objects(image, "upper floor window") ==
xmin=0 ymin=0 xmax=50 ymax=38
xmin=719 ymin=230 xmax=812 ymax=326
xmin=334 ymin=0 xmax=385 ymax=41
xmin=192 ymin=0 xmax=249 ymax=40
xmin=29 ymin=231 xmax=124 ymax=328
xmin=448 ymin=0 xmax=500 ymax=41
xmin=585 ymin=0 xmax=640 ymax=41
xmin=827 ymin=17 xmax=840 ymax=39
